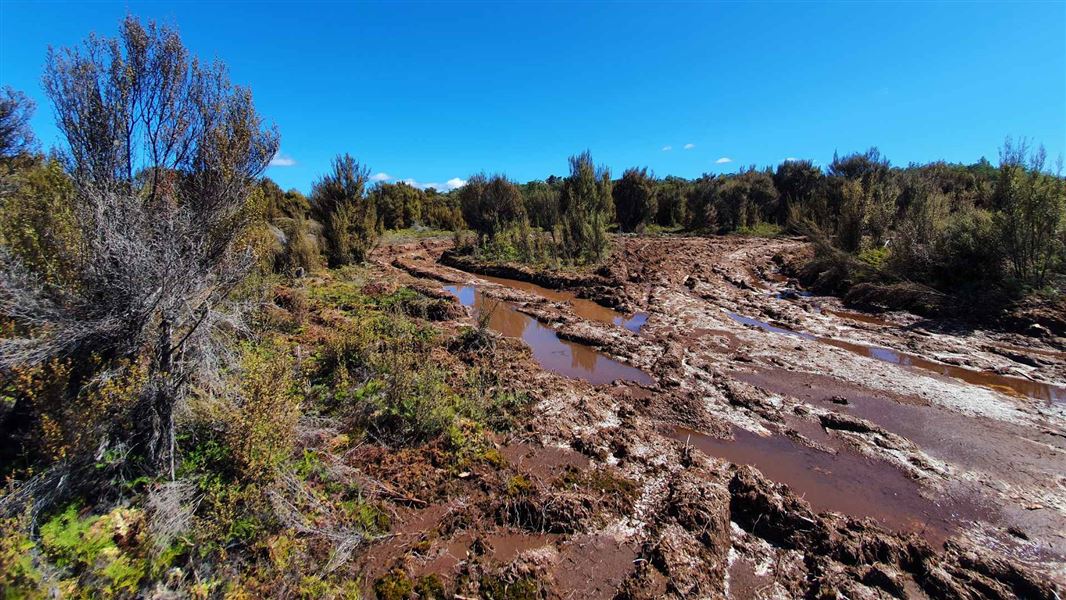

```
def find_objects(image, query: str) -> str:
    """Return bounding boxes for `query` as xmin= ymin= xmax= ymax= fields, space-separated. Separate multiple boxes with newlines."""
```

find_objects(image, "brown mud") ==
xmin=357 ymin=235 xmax=1065 ymax=598
xmin=441 ymin=282 xmax=652 ymax=385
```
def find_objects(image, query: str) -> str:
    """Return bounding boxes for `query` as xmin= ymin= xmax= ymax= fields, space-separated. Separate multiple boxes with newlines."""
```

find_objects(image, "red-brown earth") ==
xmin=346 ymin=233 xmax=1065 ymax=599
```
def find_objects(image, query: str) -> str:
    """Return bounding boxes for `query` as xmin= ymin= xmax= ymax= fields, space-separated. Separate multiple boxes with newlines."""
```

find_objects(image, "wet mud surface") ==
xmin=441 ymin=282 xmax=652 ymax=385
xmin=367 ymin=235 xmax=1066 ymax=598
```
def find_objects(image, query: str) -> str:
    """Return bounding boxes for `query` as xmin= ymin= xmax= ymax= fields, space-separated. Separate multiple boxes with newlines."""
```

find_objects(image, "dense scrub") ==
xmin=1 ymin=264 xmax=536 ymax=596
xmin=0 ymin=16 xmax=539 ymax=597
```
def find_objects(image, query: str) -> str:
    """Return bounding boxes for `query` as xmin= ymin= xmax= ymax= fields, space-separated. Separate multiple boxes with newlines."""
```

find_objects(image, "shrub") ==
xmin=0 ymin=86 xmax=36 ymax=159
xmin=310 ymin=154 xmax=379 ymax=266
xmin=934 ymin=208 xmax=1003 ymax=288
xmin=716 ymin=169 xmax=778 ymax=232
xmin=0 ymin=157 xmax=78 ymax=284
xmin=613 ymin=167 xmax=657 ymax=233
xmin=225 ymin=339 xmax=301 ymax=481
xmin=274 ymin=217 xmax=322 ymax=275
xmin=1 ymin=15 xmax=278 ymax=502
xmin=559 ymin=151 xmax=613 ymax=262
xmin=522 ymin=180 xmax=561 ymax=232
xmin=994 ymin=139 xmax=1066 ymax=287
xmin=459 ymin=173 xmax=526 ymax=242
xmin=371 ymin=181 xmax=425 ymax=230
xmin=655 ymin=176 xmax=690 ymax=227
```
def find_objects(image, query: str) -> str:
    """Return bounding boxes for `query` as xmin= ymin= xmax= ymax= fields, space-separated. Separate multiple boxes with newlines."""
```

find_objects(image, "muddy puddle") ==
xmin=444 ymin=284 xmax=653 ymax=385
xmin=672 ymin=426 xmax=984 ymax=544
xmin=726 ymin=312 xmax=1066 ymax=404
xmin=475 ymin=272 xmax=648 ymax=332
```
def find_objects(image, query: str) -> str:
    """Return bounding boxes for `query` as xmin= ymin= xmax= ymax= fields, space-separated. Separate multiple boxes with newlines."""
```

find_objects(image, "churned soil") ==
xmin=353 ymin=234 xmax=1064 ymax=598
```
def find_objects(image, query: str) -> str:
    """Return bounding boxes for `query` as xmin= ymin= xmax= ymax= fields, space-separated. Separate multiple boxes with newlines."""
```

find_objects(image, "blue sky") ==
xmin=2 ymin=1 xmax=1064 ymax=193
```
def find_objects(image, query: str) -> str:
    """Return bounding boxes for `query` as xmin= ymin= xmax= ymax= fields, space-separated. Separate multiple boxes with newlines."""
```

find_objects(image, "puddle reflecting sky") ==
xmin=726 ymin=312 xmax=1065 ymax=404
xmin=444 ymin=284 xmax=653 ymax=385
xmin=475 ymin=273 xmax=648 ymax=333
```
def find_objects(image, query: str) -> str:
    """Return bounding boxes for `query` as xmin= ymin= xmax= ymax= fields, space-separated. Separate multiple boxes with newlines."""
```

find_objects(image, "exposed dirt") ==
xmin=361 ymin=234 xmax=1065 ymax=598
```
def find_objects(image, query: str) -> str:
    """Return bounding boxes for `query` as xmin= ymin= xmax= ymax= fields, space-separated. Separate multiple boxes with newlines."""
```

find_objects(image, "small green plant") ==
xmin=36 ymin=504 xmax=180 ymax=597
xmin=480 ymin=574 xmax=542 ymax=600
xmin=856 ymin=246 xmax=890 ymax=269
xmin=736 ymin=221 xmax=783 ymax=237
xmin=0 ymin=517 xmax=43 ymax=597
xmin=374 ymin=568 xmax=414 ymax=600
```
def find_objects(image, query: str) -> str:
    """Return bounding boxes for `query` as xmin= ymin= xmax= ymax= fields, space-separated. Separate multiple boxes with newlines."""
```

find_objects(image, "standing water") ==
xmin=671 ymin=426 xmax=988 ymax=544
xmin=726 ymin=312 xmax=1066 ymax=404
xmin=443 ymin=284 xmax=653 ymax=385
xmin=474 ymin=273 xmax=649 ymax=333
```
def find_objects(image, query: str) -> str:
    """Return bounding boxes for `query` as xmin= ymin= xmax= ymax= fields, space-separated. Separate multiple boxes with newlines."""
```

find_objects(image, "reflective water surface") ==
xmin=726 ymin=312 xmax=1065 ymax=403
xmin=475 ymin=273 xmax=648 ymax=333
xmin=671 ymin=425 xmax=988 ymax=544
xmin=444 ymin=284 xmax=653 ymax=385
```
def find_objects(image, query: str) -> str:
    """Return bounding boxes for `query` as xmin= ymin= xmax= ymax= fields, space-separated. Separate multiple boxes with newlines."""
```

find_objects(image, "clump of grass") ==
xmin=375 ymin=568 xmax=414 ymax=600
xmin=480 ymin=574 xmax=543 ymax=600
xmin=736 ymin=222 xmax=783 ymax=237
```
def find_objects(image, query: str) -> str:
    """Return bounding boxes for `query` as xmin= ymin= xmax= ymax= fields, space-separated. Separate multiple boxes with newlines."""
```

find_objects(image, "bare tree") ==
xmin=0 ymin=16 xmax=277 ymax=516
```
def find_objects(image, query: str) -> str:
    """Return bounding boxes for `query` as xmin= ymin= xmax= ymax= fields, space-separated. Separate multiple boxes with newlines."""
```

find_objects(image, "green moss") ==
xmin=414 ymin=574 xmax=446 ymax=599
xmin=736 ymin=222 xmax=784 ymax=237
xmin=38 ymin=505 xmax=156 ymax=597
xmin=340 ymin=499 xmax=391 ymax=535
xmin=374 ymin=568 xmax=413 ymax=600
xmin=857 ymin=246 xmax=891 ymax=269
xmin=480 ymin=575 xmax=541 ymax=600
xmin=505 ymin=475 xmax=533 ymax=497
xmin=39 ymin=505 xmax=114 ymax=569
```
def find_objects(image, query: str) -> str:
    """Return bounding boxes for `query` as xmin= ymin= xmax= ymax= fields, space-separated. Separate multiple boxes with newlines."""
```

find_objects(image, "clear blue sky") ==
xmin=2 ymin=1 xmax=1064 ymax=193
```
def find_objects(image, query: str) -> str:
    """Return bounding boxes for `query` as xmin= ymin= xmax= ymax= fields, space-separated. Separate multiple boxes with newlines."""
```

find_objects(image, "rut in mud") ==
xmin=441 ymin=282 xmax=652 ymax=385
xmin=374 ymin=234 xmax=1065 ymax=598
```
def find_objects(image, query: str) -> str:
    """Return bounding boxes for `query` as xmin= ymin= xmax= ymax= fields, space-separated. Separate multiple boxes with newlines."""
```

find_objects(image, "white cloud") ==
xmin=269 ymin=153 xmax=296 ymax=167
xmin=397 ymin=177 xmax=467 ymax=191
xmin=661 ymin=145 xmax=673 ymax=152
xmin=683 ymin=143 xmax=695 ymax=150
xmin=784 ymin=157 xmax=800 ymax=162
xmin=715 ymin=157 xmax=733 ymax=164
xmin=370 ymin=172 xmax=392 ymax=182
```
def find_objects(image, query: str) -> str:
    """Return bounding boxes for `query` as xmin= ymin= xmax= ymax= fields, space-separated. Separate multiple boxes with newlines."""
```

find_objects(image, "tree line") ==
xmin=264 ymin=142 xmax=1064 ymax=300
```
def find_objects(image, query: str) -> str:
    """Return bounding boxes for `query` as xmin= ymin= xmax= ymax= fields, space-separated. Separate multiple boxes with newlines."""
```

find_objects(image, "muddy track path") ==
xmin=371 ymin=234 xmax=1066 ymax=598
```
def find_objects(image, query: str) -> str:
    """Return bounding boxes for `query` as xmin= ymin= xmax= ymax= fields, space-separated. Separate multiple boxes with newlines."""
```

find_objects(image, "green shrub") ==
xmin=459 ymin=173 xmax=526 ymax=242
xmin=613 ymin=167 xmax=657 ymax=233
xmin=935 ymin=208 xmax=1003 ymax=288
xmin=311 ymin=154 xmax=380 ymax=266
xmin=225 ymin=339 xmax=302 ymax=481
xmin=0 ymin=516 xmax=43 ymax=598
xmin=559 ymin=151 xmax=613 ymax=262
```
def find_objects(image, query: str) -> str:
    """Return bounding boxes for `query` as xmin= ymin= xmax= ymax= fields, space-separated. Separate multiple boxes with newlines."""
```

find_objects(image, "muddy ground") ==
xmin=356 ymin=233 xmax=1065 ymax=599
